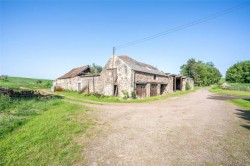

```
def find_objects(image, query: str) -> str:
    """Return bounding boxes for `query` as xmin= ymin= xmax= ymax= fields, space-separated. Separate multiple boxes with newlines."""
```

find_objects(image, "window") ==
xmin=153 ymin=75 xmax=156 ymax=80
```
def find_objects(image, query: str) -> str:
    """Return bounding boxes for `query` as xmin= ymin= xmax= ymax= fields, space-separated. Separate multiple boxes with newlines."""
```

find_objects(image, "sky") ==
xmin=0 ymin=0 xmax=249 ymax=79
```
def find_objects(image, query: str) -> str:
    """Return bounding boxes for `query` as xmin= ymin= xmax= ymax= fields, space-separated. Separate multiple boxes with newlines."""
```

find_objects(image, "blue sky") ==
xmin=0 ymin=0 xmax=249 ymax=79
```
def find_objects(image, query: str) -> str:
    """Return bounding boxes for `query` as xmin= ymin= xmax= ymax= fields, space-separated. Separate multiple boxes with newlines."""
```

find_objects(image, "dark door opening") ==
xmin=173 ymin=77 xmax=176 ymax=91
xmin=150 ymin=84 xmax=158 ymax=97
xmin=160 ymin=84 xmax=167 ymax=95
xmin=176 ymin=77 xmax=181 ymax=90
xmin=114 ymin=85 xmax=118 ymax=96
xmin=136 ymin=84 xmax=146 ymax=98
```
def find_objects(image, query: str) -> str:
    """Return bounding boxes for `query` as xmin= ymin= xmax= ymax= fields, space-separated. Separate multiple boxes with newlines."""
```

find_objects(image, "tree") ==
xmin=225 ymin=61 xmax=250 ymax=83
xmin=180 ymin=58 xmax=221 ymax=86
xmin=89 ymin=63 xmax=102 ymax=74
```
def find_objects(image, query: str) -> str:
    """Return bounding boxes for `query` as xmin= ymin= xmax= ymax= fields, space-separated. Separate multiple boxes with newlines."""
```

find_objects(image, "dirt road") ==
xmin=80 ymin=88 xmax=250 ymax=166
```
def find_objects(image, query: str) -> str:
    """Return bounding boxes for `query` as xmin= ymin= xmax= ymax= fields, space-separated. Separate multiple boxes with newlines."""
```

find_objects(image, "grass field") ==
xmin=210 ymin=87 xmax=250 ymax=97
xmin=0 ymin=77 xmax=94 ymax=165
xmin=228 ymin=83 xmax=250 ymax=91
xmin=210 ymin=79 xmax=250 ymax=109
xmin=0 ymin=99 xmax=93 ymax=165
xmin=0 ymin=76 xmax=52 ymax=89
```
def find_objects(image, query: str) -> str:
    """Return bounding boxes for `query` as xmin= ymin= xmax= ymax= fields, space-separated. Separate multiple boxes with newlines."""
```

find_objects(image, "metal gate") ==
xmin=150 ymin=84 xmax=158 ymax=96
xmin=136 ymin=84 xmax=146 ymax=98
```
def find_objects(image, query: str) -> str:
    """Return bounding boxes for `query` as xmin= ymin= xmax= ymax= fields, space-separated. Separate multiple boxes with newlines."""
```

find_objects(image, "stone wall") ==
xmin=135 ymin=72 xmax=168 ymax=83
xmin=181 ymin=78 xmax=186 ymax=91
xmin=53 ymin=75 xmax=101 ymax=93
xmin=186 ymin=78 xmax=194 ymax=90
xmin=167 ymin=76 xmax=174 ymax=93
xmin=99 ymin=56 xmax=133 ymax=97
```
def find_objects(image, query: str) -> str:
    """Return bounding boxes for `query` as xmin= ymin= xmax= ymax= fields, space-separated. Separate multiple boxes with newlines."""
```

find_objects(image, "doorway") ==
xmin=136 ymin=84 xmax=146 ymax=98
xmin=150 ymin=84 xmax=158 ymax=97
xmin=160 ymin=84 xmax=167 ymax=95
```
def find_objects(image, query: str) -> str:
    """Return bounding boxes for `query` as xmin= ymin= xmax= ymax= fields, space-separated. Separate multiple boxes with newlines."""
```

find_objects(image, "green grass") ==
xmin=0 ymin=95 xmax=62 ymax=138
xmin=0 ymin=100 xmax=93 ymax=165
xmin=210 ymin=86 xmax=250 ymax=97
xmin=55 ymin=91 xmax=122 ymax=103
xmin=229 ymin=99 xmax=250 ymax=110
xmin=55 ymin=87 xmax=200 ymax=103
xmin=0 ymin=76 xmax=52 ymax=89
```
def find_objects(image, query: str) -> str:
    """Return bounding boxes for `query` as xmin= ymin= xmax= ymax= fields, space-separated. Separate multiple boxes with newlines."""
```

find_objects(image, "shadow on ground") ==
xmin=235 ymin=108 xmax=250 ymax=130
xmin=207 ymin=94 xmax=249 ymax=101
xmin=208 ymin=94 xmax=250 ymax=130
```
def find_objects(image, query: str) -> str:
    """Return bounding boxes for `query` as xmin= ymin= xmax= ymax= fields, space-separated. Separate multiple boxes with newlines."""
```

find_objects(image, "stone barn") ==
xmin=53 ymin=65 xmax=101 ymax=93
xmin=53 ymin=55 xmax=194 ymax=98
xmin=99 ymin=55 xmax=173 ymax=98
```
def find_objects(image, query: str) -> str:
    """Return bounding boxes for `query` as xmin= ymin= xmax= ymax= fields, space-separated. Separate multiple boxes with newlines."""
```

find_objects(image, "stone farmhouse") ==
xmin=53 ymin=55 xmax=194 ymax=98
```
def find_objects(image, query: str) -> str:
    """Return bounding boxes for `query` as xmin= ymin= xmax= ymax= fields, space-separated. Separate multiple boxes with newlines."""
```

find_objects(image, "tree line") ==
xmin=180 ymin=58 xmax=222 ymax=86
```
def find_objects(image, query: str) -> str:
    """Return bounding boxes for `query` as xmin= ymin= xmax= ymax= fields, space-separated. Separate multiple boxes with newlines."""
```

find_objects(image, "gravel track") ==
xmin=78 ymin=88 xmax=250 ymax=166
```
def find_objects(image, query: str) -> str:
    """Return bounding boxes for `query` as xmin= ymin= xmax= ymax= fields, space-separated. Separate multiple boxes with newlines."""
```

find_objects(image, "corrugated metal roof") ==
xmin=118 ymin=56 xmax=167 ymax=76
xmin=58 ymin=65 xmax=90 ymax=79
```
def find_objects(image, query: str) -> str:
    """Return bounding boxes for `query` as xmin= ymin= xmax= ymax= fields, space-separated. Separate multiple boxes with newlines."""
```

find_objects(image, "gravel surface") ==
xmin=78 ymin=88 xmax=250 ymax=166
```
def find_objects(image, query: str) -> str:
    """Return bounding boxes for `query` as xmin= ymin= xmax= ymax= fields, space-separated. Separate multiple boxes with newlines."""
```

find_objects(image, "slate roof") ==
xmin=58 ymin=65 xmax=90 ymax=79
xmin=118 ymin=56 xmax=167 ymax=76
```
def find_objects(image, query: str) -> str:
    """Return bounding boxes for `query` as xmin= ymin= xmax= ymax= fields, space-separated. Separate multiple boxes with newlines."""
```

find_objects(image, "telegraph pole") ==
xmin=112 ymin=47 xmax=115 ymax=70
xmin=112 ymin=47 xmax=116 ymax=95
xmin=112 ymin=47 xmax=116 ymax=56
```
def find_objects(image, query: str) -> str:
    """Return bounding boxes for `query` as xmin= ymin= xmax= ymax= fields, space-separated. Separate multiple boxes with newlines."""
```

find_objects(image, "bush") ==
xmin=0 ymin=94 xmax=11 ymax=111
xmin=45 ymin=81 xmax=52 ymax=88
xmin=83 ymin=92 xmax=105 ymax=98
xmin=226 ymin=61 xmax=250 ymax=83
xmin=36 ymin=80 xmax=42 ymax=84
xmin=221 ymin=82 xmax=230 ymax=90
xmin=185 ymin=82 xmax=191 ymax=90
xmin=122 ymin=90 xmax=129 ymax=100
xmin=131 ymin=90 xmax=136 ymax=99
xmin=0 ymin=75 xmax=8 ymax=81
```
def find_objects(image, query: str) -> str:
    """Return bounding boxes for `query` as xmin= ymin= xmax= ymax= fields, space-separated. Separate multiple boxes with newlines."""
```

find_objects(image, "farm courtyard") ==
xmin=77 ymin=88 xmax=250 ymax=165
xmin=1 ymin=78 xmax=250 ymax=165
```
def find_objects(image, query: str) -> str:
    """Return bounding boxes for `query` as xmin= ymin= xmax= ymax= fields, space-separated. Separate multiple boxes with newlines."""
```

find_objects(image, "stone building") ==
xmin=53 ymin=65 xmax=101 ymax=93
xmin=53 ymin=55 xmax=194 ymax=98
xmin=100 ymin=55 xmax=172 ymax=98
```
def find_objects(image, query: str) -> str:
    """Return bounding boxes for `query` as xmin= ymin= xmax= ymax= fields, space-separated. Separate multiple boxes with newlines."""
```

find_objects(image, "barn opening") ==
xmin=176 ymin=77 xmax=181 ymax=90
xmin=136 ymin=84 xmax=146 ymax=98
xmin=113 ymin=85 xmax=118 ymax=96
xmin=150 ymin=84 xmax=158 ymax=97
xmin=160 ymin=84 xmax=167 ymax=95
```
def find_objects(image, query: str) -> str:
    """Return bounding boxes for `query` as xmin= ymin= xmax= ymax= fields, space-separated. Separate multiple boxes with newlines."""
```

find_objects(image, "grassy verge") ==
xmin=0 ymin=100 xmax=93 ymax=165
xmin=209 ymin=87 xmax=250 ymax=97
xmin=0 ymin=76 xmax=52 ymax=89
xmin=55 ymin=91 xmax=121 ymax=103
xmin=55 ymin=87 xmax=201 ymax=103
xmin=228 ymin=83 xmax=250 ymax=91
xmin=0 ymin=95 xmax=62 ymax=138
xmin=229 ymin=99 xmax=250 ymax=110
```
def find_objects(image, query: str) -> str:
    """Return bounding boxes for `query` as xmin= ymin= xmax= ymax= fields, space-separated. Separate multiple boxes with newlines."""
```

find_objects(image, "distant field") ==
xmin=210 ymin=79 xmax=250 ymax=109
xmin=210 ymin=87 xmax=250 ymax=97
xmin=0 ymin=76 xmax=52 ymax=89
xmin=228 ymin=83 xmax=250 ymax=91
